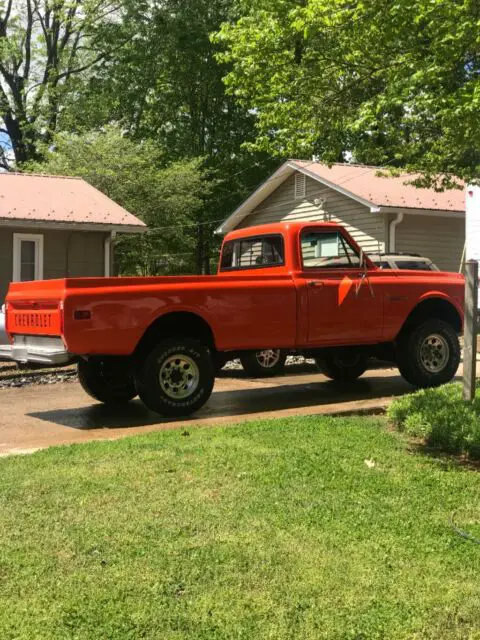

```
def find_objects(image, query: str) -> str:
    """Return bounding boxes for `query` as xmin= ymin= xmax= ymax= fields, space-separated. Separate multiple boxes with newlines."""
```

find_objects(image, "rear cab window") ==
xmin=220 ymin=235 xmax=285 ymax=271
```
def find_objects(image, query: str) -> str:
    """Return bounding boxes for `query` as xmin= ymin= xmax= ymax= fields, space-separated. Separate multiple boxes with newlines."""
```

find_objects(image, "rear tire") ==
xmin=78 ymin=358 xmax=137 ymax=405
xmin=396 ymin=319 xmax=460 ymax=387
xmin=135 ymin=338 xmax=214 ymax=417
xmin=316 ymin=349 xmax=368 ymax=382
xmin=240 ymin=349 xmax=287 ymax=377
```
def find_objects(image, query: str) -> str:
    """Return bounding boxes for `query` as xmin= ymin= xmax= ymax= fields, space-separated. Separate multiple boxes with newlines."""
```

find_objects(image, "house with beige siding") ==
xmin=0 ymin=173 xmax=145 ymax=303
xmin=216 ymin=161 xmax=465 ymax=272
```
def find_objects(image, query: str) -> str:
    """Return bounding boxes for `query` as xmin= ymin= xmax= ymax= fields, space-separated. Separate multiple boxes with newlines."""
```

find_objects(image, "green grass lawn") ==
xmin=2 ymin=416 xmax=480 ymax=639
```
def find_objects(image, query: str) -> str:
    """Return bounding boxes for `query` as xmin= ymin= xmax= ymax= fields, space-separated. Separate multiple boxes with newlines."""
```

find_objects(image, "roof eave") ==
xmin=376 ymin=205 xmax=465 ymax=218
xmin=0 ymin=218 xmax=147 ymax=233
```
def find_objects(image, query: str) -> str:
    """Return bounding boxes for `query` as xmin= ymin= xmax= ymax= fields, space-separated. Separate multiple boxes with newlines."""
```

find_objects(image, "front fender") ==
xmin=417 ymin=291 xmax=464 ymax=326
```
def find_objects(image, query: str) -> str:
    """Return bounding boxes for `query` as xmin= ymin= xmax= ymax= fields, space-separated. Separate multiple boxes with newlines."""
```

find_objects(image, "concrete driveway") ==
xmin=0 ymin=364 xmax=421 ymax=456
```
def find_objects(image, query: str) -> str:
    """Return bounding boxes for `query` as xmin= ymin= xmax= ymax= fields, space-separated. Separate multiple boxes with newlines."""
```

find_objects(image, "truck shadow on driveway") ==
xmin=27 ymin=371 xmax=414 ymax=431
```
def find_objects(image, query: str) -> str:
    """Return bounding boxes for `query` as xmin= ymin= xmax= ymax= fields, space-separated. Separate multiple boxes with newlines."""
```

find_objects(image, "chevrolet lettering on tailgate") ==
xmin=14 ymin=312 xmax=53 ymax=329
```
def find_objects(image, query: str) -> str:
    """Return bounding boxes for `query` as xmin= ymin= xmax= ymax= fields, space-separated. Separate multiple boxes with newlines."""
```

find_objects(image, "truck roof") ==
xmin=224 ymin=220 xmax=342 ymax=241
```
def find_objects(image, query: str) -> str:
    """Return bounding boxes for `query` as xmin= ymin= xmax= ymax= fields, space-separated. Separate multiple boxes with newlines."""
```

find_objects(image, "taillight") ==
xmin=4 ymin=301 xmax=13 ymax=344
xmin=59 ymin=300 xmax=64 ymax=334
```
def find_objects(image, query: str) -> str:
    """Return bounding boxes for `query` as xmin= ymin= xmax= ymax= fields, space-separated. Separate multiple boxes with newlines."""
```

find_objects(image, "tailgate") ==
xmin=6 ymin=279 xmax=66 ymax=337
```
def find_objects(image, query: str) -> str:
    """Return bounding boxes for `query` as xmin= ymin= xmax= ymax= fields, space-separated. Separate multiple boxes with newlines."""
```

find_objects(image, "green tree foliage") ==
xmin=0 ymin=1 xmax=275 ymax=275
xmin=215 ymin=0 xmax=480 ymax=184
xmin=27 ymin=127 xmax=214 ymax=275
xmin=28 ymin=0 xmax=278 ymax=274
xmin=62 ymin=0 xmax=257 ymax=159
xmin=59 ymin=0 xmax=278 ymax=248
xmin=0 ymin=0 xmax=134 ymax=168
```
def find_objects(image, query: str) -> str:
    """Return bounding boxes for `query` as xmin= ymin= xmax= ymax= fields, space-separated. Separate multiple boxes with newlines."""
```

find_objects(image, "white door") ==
xmin=13 ymin=233 xmax=44 ymax=282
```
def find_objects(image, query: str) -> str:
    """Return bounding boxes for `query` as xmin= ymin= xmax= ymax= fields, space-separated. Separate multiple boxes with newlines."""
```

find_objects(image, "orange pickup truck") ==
xmin=5 ymin=221 xmax=464 ymax=416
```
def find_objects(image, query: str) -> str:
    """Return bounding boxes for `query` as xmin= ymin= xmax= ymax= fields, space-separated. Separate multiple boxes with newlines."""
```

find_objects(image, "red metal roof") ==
xmin=293 ymin=161 xmax=465 ymax=212
xmin=0 ymin=173 xmax=146 ymax=229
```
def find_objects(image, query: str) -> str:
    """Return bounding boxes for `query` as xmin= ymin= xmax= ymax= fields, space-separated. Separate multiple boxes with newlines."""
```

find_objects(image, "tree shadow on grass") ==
xmin=405 ymin=439 xmax=480 ymax=472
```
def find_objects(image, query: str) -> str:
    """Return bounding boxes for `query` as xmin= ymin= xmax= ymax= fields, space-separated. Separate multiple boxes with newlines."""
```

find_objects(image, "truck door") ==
xmin=300 ymin=228 xmax=383 ymax=345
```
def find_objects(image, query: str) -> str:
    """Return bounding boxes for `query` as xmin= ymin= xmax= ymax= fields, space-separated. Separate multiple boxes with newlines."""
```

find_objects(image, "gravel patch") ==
xmin=0 ymin=360 xmax=77 ymax=389
xmin=0 ymin=369 xmax=77 ymax=389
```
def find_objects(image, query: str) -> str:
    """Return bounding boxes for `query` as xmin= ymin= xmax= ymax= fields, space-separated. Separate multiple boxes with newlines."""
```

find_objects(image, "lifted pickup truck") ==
xmin=5 ymin=222 xmax=464 ymax=416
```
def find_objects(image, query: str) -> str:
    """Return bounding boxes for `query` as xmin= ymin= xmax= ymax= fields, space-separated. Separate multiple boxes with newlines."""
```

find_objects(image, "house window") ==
xmin=13 ymin=233 xmax=44 ymax=282
xmin=294 ymin=172 xmax=306 ymax=199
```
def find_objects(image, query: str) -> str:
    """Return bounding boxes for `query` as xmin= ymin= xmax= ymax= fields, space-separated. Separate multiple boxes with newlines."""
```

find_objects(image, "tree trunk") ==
xmin=196 ymin=222 xmax=204 ymax=274
xmin=4 ymin=112 xmax=41 ymax=166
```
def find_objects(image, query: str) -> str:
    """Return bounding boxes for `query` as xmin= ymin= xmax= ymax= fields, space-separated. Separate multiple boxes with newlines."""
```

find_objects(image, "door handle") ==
xmin=307 ymin=280 xmax=323 ymax=288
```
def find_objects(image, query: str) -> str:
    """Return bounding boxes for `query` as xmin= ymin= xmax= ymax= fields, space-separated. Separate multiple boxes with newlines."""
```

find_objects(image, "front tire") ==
xmin=240 ymin=349 xmax=287 ymax=377
xmin=78 ymin=357 xmax=137 ymax=405
xmin=316 ymin=349 xmax=368 ymax=382
xmin=396 ymin=319 xmax=460 ymax=388
xmin=135 ymin=338 xmax=214 ymax=417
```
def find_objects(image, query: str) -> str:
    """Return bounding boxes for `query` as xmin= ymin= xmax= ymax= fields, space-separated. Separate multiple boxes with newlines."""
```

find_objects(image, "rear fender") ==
xmin=134 ymin=310 xmax=217 ymax=361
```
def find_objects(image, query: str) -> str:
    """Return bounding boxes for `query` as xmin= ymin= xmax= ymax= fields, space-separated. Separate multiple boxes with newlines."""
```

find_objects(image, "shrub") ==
xmin=387 ymin=383 xmax=480 ymax=458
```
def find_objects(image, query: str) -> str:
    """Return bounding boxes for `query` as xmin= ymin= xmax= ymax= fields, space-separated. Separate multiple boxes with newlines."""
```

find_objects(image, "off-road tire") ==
xmin=396 ymin=319 xmax=460 ymax=388
xmin=78 ymin=357 xmax=137 ymax=405
xmin=240 ymin=349 xmax=287 ymax=377
xmin=316 ymin=349 xmax=368 ymax=382
xmin=135 ymin=338 xmax=214 ymax=417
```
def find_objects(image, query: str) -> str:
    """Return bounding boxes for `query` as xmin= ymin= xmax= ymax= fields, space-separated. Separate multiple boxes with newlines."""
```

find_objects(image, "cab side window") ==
xmin=301 ymin=231 xmax=360 ymax=269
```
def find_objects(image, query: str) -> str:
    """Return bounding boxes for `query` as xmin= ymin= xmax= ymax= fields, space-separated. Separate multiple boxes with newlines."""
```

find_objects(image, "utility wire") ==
xmin=131 ymin=159 xmax=395 ymax=239
xmin=143 ymin=217 xmax=226 ymax=234
xmin=138 ymin=161 xmax=320 ymax=235
xmin=116 ymin=160 xmax=320 ymax=236
xmin=125 ymin=160 xmax=384 ymax=259
xmin=139 ymin=250 xmax=220 ymax=259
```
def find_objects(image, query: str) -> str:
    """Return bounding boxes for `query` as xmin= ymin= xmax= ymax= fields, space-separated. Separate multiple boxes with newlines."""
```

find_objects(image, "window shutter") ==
xmin=294 ymin=173 xmax=306 ymax=199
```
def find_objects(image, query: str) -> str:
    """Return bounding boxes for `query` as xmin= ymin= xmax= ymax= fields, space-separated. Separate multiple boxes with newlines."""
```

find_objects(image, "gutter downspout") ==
xmin=104 ymin=231 xmax=116 ymax=277
xmin=389 ymin=212 xmax=404 ymax=252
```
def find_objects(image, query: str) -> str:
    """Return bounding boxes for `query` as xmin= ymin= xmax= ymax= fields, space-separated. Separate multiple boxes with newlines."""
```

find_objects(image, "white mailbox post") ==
xmin=464 ymin=186 xmax=480 ymax=400
xmin=466 ymin=186 xmax=480 ymax=261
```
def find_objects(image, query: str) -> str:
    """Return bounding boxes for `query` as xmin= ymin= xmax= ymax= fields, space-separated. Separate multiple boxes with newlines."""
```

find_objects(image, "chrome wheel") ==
xmin=159 ymin=354 xmax=200 ymax=399
xmin=420 ymin=334 xmax=450 ymax=373
xmin=255 ymin=349 xmax=281 ymax=369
